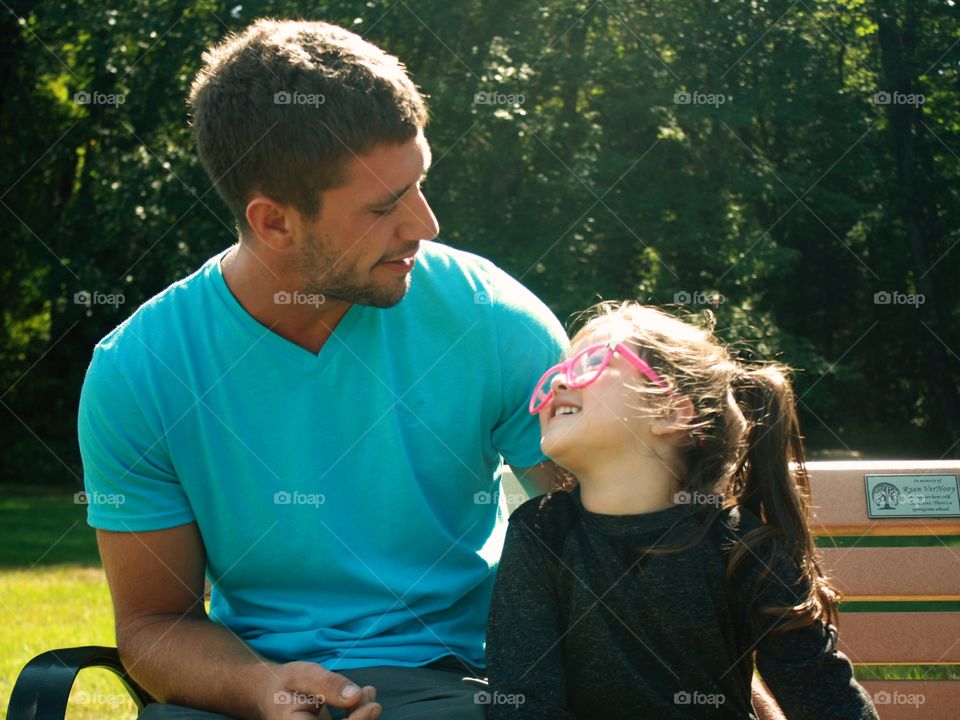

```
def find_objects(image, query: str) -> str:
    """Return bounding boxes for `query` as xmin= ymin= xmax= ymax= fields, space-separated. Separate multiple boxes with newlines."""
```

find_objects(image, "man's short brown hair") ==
xmin=188 ymin=19 xmax=428 ymax=231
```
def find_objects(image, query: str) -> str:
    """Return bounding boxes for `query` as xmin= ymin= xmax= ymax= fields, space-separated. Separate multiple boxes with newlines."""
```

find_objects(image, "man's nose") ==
xmin=398 ymin=188 xmax=439 ymax=242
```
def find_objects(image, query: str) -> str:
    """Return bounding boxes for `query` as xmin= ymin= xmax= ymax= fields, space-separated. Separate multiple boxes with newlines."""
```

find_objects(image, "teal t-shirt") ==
xmin=78 ymin=240 xmax=567 ymax=670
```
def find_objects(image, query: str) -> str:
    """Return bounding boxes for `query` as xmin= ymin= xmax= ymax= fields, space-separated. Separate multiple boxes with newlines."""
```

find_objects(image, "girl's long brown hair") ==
xmin=569 ymin=301 xmax=839 ymax=634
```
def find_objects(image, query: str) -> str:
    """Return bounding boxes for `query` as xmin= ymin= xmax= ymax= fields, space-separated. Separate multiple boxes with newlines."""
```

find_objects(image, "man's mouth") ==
xmin=377 ymin=252 xmax=417 ymax=273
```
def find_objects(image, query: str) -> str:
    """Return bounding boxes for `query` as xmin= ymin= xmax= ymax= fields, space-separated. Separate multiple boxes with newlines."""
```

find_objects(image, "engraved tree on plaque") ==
xmin=871 ymin=482 xmax=902 ymax=510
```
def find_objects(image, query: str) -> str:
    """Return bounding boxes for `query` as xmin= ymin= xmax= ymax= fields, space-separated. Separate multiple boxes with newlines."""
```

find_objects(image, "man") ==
xmin=80 ymin=18 xmax=787 ymax=720
xmin=79 ymin=19 xmax=567 ymax=719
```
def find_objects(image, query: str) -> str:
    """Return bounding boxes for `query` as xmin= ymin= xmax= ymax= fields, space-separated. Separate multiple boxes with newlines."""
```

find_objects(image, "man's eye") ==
xmin=373 ymin=205 xmax=398 ymax=217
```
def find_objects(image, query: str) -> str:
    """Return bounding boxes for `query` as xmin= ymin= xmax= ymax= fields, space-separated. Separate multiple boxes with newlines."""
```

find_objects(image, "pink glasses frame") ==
xmin=528 ymin=341 xmax=671 ymax=415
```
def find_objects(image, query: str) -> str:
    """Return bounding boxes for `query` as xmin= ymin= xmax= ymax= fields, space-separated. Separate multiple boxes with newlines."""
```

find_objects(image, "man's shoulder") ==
xmin=415 ymin=241 xmax=566 ymax=338
xmin=416 ymin=241 xmax=537 ymax=303
xmin=94 ymin=251 xmax=223 ymax=356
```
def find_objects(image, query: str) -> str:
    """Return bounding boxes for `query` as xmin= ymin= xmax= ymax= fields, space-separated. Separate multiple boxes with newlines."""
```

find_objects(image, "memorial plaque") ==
xmin=864 ymin=474 xmax=960 ymax=518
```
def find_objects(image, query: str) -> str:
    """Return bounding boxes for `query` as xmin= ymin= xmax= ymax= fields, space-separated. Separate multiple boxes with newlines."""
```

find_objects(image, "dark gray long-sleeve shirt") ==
xmin=485 ymin=488 xmax=878 ymax=719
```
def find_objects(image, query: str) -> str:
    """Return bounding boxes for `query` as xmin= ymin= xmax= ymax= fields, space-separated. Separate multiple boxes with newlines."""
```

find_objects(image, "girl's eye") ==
xmin=584 ymin=353 xmax=604 ymax=369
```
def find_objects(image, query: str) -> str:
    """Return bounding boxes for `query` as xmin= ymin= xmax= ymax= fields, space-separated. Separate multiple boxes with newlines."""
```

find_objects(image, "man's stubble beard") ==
xmin=297 ymin=228 xmax=411 ymax=309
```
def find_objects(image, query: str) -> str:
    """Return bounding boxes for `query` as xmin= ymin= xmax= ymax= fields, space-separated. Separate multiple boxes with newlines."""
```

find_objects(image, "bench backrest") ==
xmin=806 ymin=460 xmax=960 ymax=720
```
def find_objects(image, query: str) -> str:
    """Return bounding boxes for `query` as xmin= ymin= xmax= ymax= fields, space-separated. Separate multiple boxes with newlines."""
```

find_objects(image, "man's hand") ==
xmin=260 ymin=661 xmax=380 ymax=719
xmin=98 ymin=524 xmax=381 ymax=719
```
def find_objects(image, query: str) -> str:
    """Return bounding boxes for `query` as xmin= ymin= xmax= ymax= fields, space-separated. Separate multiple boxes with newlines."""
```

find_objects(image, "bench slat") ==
xmin=806 ymin=461 xmax=960 ymax=536
xmin=837 ymin=612 xmax=960 ymax=664
xmin=819 ymin=546 xmax=960 ymax=600
xmin=858 ymin=680 xmax=959 ymax=720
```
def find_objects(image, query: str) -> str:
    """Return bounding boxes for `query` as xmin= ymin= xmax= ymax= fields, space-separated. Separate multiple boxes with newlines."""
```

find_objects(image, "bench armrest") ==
xmin=7 ymin=645 xmax=154 ymax=720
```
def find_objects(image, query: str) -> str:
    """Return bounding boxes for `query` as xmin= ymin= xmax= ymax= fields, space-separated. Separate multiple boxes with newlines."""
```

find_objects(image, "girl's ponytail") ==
xmin=728 ymin=365 xmax=840 ymax=632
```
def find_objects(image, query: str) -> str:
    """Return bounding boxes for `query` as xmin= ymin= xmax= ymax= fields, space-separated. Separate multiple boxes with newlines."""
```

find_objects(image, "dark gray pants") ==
xmin=138 ymin=660 xmax=487 ymax=720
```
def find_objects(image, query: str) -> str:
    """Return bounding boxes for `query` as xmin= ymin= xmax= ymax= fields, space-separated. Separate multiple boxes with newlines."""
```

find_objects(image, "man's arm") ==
xmin=98 ymin=523 xmax=381 ymax=719
xmin=510 ymin=460 xmax=566 ymax=497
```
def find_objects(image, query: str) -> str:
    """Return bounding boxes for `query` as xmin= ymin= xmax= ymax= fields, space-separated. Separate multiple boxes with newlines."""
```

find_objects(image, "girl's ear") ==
xmin=650 ymin=395 xmax=697 ymax=438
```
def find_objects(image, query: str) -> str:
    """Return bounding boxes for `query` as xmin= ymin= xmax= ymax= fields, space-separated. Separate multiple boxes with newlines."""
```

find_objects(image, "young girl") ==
xmin=485 ymin=302 xmax=878 ymax=719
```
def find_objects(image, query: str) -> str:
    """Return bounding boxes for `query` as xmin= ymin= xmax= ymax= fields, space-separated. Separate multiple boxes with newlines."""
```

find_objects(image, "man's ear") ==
xmin=245 ymin=195 xmax=294 ymax=251
xmin=650 ymin=395 xmax=697 ymax=438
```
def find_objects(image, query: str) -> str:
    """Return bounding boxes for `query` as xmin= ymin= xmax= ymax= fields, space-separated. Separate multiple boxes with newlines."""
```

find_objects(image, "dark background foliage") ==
xmin=2 ymin=0 xmax=958 ymax=487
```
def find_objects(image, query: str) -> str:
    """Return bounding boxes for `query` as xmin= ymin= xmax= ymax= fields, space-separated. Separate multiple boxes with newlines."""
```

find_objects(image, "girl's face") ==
xmin=538 ymin=337 xmax=658 ymax=470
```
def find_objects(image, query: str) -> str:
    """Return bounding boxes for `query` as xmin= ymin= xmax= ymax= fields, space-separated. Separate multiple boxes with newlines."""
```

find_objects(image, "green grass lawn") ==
xmin=0 ymin=487 xmax=139 ymax=719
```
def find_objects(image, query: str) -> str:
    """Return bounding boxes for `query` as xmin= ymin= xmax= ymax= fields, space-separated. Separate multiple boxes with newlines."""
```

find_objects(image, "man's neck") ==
xmin=220 ymin=243 xmax=351 ymax=354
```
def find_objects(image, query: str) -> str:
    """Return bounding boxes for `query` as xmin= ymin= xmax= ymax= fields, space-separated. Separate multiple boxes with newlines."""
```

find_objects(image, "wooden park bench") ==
xmin=804 ymin=460 xmax=960 ymax=720
xmin=8 ymin=460 xmax=960 ymax=719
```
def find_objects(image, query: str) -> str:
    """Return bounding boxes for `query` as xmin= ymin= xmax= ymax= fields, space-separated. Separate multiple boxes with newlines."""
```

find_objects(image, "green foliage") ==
xmin=2 ymin=0 xmax=958 ymax=486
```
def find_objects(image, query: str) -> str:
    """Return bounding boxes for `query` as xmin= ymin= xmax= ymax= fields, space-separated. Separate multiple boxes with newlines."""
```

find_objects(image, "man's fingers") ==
xmin=343 ymin=686 xmax=380 ymax=718
xmin=282 ymin=661 xmax=365 ymax=708
xmin=345 ymin=691 xmax=381 ymax=719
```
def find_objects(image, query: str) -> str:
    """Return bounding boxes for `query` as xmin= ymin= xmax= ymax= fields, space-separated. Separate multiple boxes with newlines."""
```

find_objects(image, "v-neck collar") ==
xmin=209 ymin=249 xmax=364 ymax=372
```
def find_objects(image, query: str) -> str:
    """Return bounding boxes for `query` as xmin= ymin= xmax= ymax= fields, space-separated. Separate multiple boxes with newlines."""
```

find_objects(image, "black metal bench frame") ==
xmin=8 ymin=645 xmax=153 ymax=720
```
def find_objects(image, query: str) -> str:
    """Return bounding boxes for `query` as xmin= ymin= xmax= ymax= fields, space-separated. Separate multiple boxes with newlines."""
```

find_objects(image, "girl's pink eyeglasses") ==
xmin=528 ymin=341 xmax=670 ymax=415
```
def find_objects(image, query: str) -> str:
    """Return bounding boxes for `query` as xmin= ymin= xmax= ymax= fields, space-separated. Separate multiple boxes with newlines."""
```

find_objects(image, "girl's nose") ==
xmin=549 ymin=372 xmax=570 ymax=392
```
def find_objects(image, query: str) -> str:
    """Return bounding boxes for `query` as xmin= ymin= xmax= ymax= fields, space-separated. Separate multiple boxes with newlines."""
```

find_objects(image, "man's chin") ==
xmin=336 ymin=275 xmax=412 ymax=309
